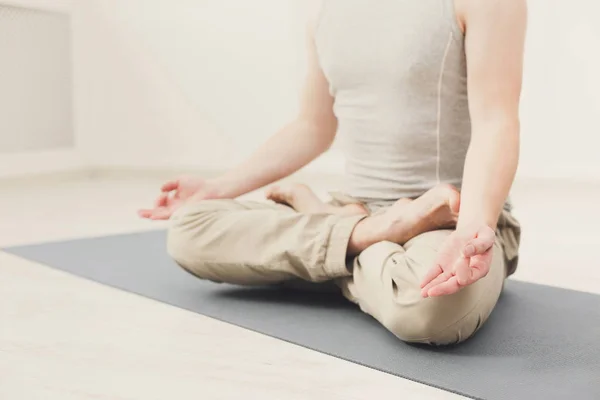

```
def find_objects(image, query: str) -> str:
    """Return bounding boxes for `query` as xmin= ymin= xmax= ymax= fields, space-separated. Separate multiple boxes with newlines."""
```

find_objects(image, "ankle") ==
xmin=378 ymin=208 xmax=418 ymax=245
xmin=347 ymin=215 xmax=389 ymax=256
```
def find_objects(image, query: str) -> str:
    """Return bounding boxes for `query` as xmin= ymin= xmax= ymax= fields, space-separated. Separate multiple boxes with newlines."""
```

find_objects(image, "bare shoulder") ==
xmin=455 ymin=0 xmax=527 ymax=27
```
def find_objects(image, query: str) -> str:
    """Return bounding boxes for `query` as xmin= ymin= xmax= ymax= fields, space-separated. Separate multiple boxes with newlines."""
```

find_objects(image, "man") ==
xmin=139 ymin=0 xmax=525 ymax=345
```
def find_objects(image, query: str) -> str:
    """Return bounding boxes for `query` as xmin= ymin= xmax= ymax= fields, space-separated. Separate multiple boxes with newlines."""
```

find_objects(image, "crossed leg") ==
xmin=167 ymin=183 xmax=507 ymax=345
xmin=266 ymin=183 xmax=368 ymax=216
xmin=267 ymin=182 xmax=461 ymax=243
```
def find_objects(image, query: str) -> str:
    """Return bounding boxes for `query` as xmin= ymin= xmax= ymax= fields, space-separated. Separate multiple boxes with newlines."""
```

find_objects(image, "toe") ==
xmin=265 ymin=185 xmax=279 ymax=200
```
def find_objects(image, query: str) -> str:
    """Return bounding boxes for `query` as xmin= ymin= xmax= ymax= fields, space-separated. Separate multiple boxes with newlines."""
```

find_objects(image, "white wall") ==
xmin=0 ymin=0 xmax=80 ymax=177
xmin=4 ymin=0 xmax=599 ymax=180
xmin=74 ymin=0 xmax=310 ymax=171
xmin=73 ymin=0 xmax=600 ymax=180
xmin=0 ymin=4 xmax=73 ymax=154
xmin=519 ymin=0 xmax=600 ymax=180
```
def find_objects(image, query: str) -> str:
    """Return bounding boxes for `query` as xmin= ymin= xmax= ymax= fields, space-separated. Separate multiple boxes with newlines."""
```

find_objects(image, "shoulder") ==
xmin=455 ymin=0 xmax=527 ymax=29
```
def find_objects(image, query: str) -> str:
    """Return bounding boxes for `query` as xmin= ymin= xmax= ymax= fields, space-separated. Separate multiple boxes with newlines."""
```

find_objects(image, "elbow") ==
xmin=316 ymin=118 xmax=338 ymax=150
xmin=505 ymin=117 xmax=520 ymax=137
xmin=297 ymin=115 xmax=337 ymax=152
xmin=498 ymin=118 xmax=520 ymax=148
xmin=469 ymin=117 xmax=520 ymax=166
xmin=472 ymin=113 xmax=519 ymax=131
xmin=320 ymin=134 xmax=336 ymax=152
xmin=471 ymin=116 xmax=520 ymax=146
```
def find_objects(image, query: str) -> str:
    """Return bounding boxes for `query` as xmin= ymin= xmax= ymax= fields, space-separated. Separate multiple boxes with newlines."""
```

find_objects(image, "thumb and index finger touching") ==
xmin=161 ymin=179 xmax=180 ymax=193
xmin=138 ymin=179 xmax=181 ymax=220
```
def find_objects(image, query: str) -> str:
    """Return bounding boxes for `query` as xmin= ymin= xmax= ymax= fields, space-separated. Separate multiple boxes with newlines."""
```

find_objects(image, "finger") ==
xmin=469 ymin=252 xmax=492 ymax=282
xmin=453 ymin=255 xmax=472 ymax=286
xmin=421 ymin=271 xmax=453 ymax=297
xmin=469 ymin=264 xmax=488 ymax=283
xmin=155 ymin=193 xmax=169 ymax=208
xmin=420 ymin=264 xmax=444 ymax=288
xmin=427 ymin=276 xmax=462 ymax=297
xmin=149 ymin=208 xmax=172 ymax=220
xmin=463 ymin=227 xmax=495 ymax=257
xmin=265 ymin=185 xmax=277 ymax=200
xmin=138 ymin=209 xmax=154 ymax=219
xmin=161 ymin=179 xmax=180 ymax=193
xmin=421 ymin=269 xmax=452 ymax=293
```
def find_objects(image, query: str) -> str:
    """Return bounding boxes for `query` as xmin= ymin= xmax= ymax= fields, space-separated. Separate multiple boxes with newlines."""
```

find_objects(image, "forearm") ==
xmin=457 ymin=120 xmax=520 ymax=230
xmin=213 ymin=118 xmax=334 ymax=198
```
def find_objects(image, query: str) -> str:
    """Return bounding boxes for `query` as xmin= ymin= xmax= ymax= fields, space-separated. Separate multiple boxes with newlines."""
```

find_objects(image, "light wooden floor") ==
xmin=1 ymin=173 xmax=599 ymax=399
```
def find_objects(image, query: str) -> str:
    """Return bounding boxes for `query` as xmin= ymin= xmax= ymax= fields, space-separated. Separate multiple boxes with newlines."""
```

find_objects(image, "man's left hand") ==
xmin=420 ymin=225 xmax=496 ymax=298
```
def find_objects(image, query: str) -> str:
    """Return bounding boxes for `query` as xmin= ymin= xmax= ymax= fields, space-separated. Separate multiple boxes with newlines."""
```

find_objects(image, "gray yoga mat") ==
xmin=5 ymin=231 xmax=600 ymax=400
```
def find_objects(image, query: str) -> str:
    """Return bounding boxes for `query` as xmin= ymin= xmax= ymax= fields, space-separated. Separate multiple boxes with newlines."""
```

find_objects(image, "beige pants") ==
xmin=167 ymin=195 xmax=521 ymax=345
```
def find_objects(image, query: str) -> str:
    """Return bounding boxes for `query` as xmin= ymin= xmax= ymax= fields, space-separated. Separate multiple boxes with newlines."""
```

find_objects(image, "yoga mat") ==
xmin=6 ymin=231 xmax=600 ymax=400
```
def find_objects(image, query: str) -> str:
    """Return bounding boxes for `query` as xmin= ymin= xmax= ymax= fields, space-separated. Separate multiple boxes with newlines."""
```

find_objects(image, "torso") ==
xmin=315 ymin=0 xmax=470 ymax=201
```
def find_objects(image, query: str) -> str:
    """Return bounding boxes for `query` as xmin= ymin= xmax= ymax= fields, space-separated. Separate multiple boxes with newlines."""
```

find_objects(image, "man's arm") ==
xmin=139 ymin=9 xmax=335 ymax=220
xmin=215 ymin=19 xmax=336 ymax=198
xmin=457 ymin=0 xmax=527 ymax=230
xmin=419 ymin=0 xmax=527 ymax=296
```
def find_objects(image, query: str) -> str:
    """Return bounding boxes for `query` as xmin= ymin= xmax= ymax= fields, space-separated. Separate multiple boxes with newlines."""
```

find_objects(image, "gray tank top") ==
xmin=315 ymin=0 xmax=469 ymax=201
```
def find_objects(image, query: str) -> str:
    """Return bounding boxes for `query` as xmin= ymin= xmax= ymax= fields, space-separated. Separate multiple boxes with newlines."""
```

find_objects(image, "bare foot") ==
xmin=347 ymin=184 xmax=460 ymax=254
xmin=385 ymin=184 xmax=460 ymax=243
xmin=266 ymin=183 xmax=367 ymax=216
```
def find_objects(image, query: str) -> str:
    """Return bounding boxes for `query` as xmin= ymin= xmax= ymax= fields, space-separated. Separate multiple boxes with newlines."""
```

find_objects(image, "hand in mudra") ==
xmin=138 ymin=176 xmax=222 ymax=220
xmin=420 ymin=224 xmax=496 ymax=297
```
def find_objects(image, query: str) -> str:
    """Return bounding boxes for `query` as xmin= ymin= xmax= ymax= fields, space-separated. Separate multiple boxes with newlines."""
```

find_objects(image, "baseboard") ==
xmin=0 ymin=148 xmax=86 ymax=180
xmin=1 ymin=0 xmax=74 ymax=13
xmin=2 ymin=151 xmax=599 ymax=188
xmin=83 ymin=149 xmax=348 ymax=184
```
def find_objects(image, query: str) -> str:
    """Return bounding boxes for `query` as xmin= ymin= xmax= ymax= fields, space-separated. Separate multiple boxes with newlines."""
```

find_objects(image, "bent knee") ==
xmin=166 ymin=203 xmax=221 ymax=279
xmin=167 ymin=226 xmax=197 ymax=270
xmin=166 ymin=201 xmax=288 ymax=285
xmin=167 ymin=226 xmax=210 ymax=280
xmin=356 ymin=233 xmax=503 ymax=345
xmin=382 ymin=288 xmax=486 ymax=345
xmin=384 ymin=260 xmax=490 ymax=345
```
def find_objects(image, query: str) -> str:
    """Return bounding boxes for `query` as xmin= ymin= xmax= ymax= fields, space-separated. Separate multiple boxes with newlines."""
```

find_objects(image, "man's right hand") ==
xmin=138 ymin=176 xmax=224 ymax=220
xmin=137 ymin=15 xmax=337 ymax=222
